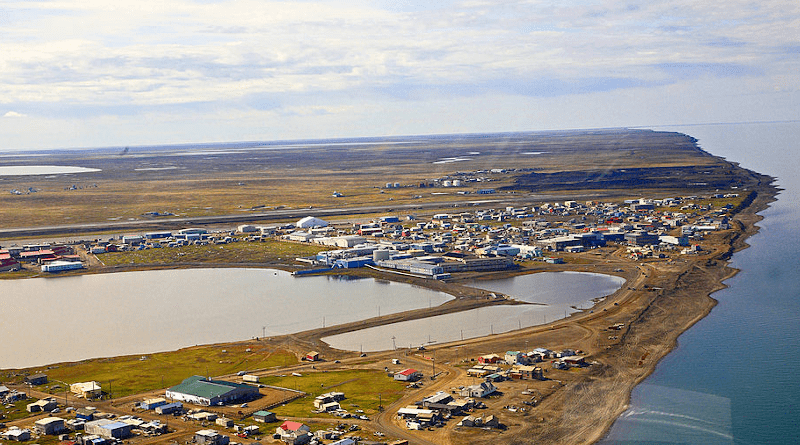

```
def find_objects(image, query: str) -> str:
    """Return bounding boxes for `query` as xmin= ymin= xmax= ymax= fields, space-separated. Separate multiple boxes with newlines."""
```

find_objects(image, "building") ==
xmin=27 ymin=398 xmax=57 ymax=413
xmin=25 ymin=373 xmax=48 ymax=385
xmin=84 ymin=419 xmax=133 ymax=439
xmin=138 ymin=397 xmax=167 ymax=410
xmin=625 ymin=231 xmax=660 ymax=246
xmin=306 ymin=351 xmax=320 ymax=361
xmin=510 ymin=365 xmax=545 ymax=380
xmin=459 ymin=382 xmax=497 ymax=398
xmin=296 ymin=216 xmax=328 ymax=228
xmin=41 ymin=260 xmax=84 ymax=272
xmin=394 ymin=368 xmax=422 ymax=382
xmin=252 ymin=410 xmax=276 ymax=423
xmin=155 ymin=402 xmax=183 ymax=414
xmin=1 ymin=427 xmax=31 ymax=441
xmin=34 ymin=417 xmax=66 ymax=435
xmin=194 ymin=429 xmax=230 ymax=445
xmin=71 ymin=381 xmax=102 ymax=399
xmin=276 ymin=421 xmax=312 ymax=445
xmin=166 ymin=375 xmax=259 ymax=406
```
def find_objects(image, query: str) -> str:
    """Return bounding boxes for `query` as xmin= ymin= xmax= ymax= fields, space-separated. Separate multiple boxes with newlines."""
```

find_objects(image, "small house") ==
xmin=394 ymin=368 xmax=421 ymax=382
xmin=459 ymin=382 xmax=497 ymax=398
xmin=306 ymin=351 xmax=320 ymax=362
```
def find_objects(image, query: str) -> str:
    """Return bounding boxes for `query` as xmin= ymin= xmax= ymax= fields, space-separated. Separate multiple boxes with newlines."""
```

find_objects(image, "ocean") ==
xmin=599 ymin=122 xmax=800 ymax=444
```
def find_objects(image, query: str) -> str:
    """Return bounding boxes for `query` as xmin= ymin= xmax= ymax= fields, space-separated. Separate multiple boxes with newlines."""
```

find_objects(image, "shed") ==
xmin=253 ymin=410 xmax=276 ymax=423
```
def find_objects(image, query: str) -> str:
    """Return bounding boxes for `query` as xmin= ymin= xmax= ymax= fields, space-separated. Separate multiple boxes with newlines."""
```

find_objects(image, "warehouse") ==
xmin=166 ymin=376 xmax=259 ymax=406
xmin=84 ymin=419 xmax=132 ymax=439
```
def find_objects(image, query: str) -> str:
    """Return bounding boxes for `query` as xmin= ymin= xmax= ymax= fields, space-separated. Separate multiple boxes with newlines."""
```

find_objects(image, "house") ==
xmin=194 ymin=429 xmax=230 ymax=445
xmin=25 ymin=373 xmax=48 ymax=385
xmin=34 ymin=417 xmax=66 ymax=435
xmin=75 ymin=407 xmax=96 ymax=420
xmin=314 ymin=392 xmax=345 ymax=410
xmin=478 ymin=353 xmax=502 ymax=364
xmin=27 ymin=398 xmax=58 ymax=413
xmin=393 ymin=368 xmax=421 ymax=382
xmin=71 ymin=381 xmax=102 ymax=399
xmin=138 ymin=397 xmax=167 ymax=410
xmin=459 ymin=414 xmax=500 ymax=428
xmin=509 ymin=365 xmax=544 ymax=380
xmin=276 ymin=421 xmax=312 ymax=445
xmin=165 ymin=375 xmax=259 ymax=406
xmin=1 ymin=427 xmax=31 ymax=441
xmin=459 ymin=382 xmax=497 ymax=398
xmin=84 ymin=419 xmax=133 ymax=439
xmin=504 ymin=351 xmax=522 ymax=364
xmin=155 ymin=402 xmax=183 ymax=414
xmin=252 ymin=410 xmax=276 ymax=423
xmin=306 ymin=351 xmax=320 ymax=361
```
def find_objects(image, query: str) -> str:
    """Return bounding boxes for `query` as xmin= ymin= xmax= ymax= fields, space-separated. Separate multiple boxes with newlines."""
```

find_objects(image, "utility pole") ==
xmin=391 ymin=336 xmax=396 ymax=350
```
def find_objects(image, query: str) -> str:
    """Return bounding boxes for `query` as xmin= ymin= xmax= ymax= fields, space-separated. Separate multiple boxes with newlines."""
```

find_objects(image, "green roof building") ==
xmin=166 ymin=375 xmax=259 ymax=406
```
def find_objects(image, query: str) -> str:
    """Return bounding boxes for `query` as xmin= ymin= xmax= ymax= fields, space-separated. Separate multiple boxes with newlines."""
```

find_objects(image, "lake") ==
xmin=0 ymin=165 xmax=101 ymax=176
xmin=0 ymin=268 xmax=452 ymax=369
xmin=599 ymin=122 xmax=800 ymax=444
xmin=322 ymin=271 xmax=625 ymax=352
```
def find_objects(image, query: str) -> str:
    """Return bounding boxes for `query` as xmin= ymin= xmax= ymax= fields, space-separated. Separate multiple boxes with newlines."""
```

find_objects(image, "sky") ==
xmin=0 ymin=0 xmax=798 ymax=151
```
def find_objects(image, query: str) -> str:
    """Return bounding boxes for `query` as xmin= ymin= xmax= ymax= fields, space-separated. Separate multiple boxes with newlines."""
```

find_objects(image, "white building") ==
xmin=296 ymin=216 xmax=329 ymax=228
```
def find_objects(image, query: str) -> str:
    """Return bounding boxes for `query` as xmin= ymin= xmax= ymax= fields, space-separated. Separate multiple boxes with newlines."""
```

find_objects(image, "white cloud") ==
xmin=0 ymin=0 xmax=798 ymax=149
xmin=3 ymin=111 xmax=26 ymax=118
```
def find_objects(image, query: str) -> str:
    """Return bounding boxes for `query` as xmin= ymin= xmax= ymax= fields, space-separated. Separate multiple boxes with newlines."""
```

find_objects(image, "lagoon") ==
xmin=0 ymin=268 xmax=452 ymax=369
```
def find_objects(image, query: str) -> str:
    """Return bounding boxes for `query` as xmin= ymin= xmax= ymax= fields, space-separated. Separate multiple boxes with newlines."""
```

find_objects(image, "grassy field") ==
xmin=0 ymin=130 xmax=727 ymax=230
xmin=97 ymin=238 xmax=330 ymax=266
xmin=260 ymin=370 xmax=407 ymax=417
xmin=9 ymin=344 xmax=297 ymax=399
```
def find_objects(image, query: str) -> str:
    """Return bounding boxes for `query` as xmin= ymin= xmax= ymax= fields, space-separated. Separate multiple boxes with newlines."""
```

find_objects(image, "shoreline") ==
xmin=582 ymin=180 xmax=779 ymax=445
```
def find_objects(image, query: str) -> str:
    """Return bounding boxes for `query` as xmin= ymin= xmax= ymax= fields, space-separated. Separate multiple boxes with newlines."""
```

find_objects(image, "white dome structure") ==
xmin=296 ymin=216 xmax=329 ymax=228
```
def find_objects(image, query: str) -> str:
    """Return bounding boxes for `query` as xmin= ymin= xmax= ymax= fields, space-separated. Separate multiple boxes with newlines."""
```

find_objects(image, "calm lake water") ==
xmin=323 ymin=272 xmax=625 ymax=352
xmin=599 ymin=122 xmax=800 ymax=444
xmin=0 ymin=268 xmax=452 ymax=369
xmin=0 ymin=165 xmax=101 ymax=176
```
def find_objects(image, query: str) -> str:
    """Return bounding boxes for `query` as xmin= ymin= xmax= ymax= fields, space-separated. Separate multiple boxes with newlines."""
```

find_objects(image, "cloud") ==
xmin=0 ymin=0 xmax=798 ymax=149
xmin=3 ymin=111 xmax=26 ymax=118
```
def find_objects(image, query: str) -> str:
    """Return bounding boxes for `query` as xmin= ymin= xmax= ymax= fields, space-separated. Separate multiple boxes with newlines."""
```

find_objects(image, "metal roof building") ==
xmin=166 ymin=375 xmax=259 ymax=406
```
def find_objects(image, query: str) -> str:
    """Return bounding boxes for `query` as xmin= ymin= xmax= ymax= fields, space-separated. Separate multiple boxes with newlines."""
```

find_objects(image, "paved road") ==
xmin=0 ymin=191 xmax=597 ymax=239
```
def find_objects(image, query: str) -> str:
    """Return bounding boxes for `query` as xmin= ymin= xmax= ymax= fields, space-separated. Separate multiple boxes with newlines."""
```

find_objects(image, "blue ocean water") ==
xmin=599 ymin=122 xmax=800 ymax=445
